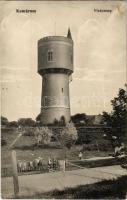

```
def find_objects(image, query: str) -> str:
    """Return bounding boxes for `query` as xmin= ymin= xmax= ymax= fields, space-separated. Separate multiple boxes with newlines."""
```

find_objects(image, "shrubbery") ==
xmin=54 ymin=122 xmax=78 ymax=150
xmin=23 ymin=128 xmax=35 ymax=136
xmin=34 ymin=127 xmax=52 ymax=145
xmin=1 ymin=137 xmax=7 ymax=146
xmin=82 ymin=139 xmax=112 ymax=152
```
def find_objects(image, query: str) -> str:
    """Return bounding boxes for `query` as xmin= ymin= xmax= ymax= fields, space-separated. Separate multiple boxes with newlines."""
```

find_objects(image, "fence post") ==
xmin=11 ymin=150 xmax=19 ymax=197
xmin=59 ymin=160 xmax=65 ymax=172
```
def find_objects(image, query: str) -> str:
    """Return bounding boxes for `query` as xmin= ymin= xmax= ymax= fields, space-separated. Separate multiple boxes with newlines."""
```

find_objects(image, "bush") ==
xmin=23 ymin=128 xmax=35 ymax=136
xmin=18 ymin=118 xmax=36 ymax=127
xmin=97 ymin=139 xmax=112 ymax=151
xmin=34 ymin=127 xmax=52 ymax=145
xmin=82 ymin=144 xmax=98 ymax=151
xmin=1 ymin=116 xmax=9 ymax=126
xmin=58 ymin=122 xmax=78 ymax=149
xmin=8 ymin=121 xmax=18 ymax=127
xmin=1 ymin=137 xmax=7 ymax=146
xmin=76 ymin=132 xmax=92 ymax=145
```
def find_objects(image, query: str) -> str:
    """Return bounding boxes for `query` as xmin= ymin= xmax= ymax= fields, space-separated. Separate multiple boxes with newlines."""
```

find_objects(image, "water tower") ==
xmin=38 ymin=29 xmax=74 ymax=125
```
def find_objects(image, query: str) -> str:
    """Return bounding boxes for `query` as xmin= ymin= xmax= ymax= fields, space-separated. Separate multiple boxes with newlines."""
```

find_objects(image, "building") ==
xmin=38 ymin=29 xmax=74 ymax=125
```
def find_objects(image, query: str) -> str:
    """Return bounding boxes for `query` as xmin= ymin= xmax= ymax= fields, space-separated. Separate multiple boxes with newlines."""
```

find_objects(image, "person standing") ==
xmin=48 ymin=157 xmax=52 ymax=172
xmin=78 ymin=152 xmax=83 ymax=160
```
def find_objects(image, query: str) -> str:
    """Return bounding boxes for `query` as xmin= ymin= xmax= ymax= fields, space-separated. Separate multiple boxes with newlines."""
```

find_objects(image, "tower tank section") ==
xmin=38 ymin=30 xmax=74 ymax=125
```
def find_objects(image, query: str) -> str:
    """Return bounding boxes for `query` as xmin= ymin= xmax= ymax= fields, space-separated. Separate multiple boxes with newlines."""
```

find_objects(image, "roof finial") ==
xmin=67 ymin=28 xmax=72 ymax=40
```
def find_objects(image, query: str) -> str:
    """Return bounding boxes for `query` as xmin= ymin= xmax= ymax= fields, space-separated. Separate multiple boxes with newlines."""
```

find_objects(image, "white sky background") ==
xmin=0 ymin=1 xmax=126 ymax=121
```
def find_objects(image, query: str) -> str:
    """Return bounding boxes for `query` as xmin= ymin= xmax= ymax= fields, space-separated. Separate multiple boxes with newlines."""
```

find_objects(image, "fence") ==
xmin=11 ymin=150 xmax=66 ymax=197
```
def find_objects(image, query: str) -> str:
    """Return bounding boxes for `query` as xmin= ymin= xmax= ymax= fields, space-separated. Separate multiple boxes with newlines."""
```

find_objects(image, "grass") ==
xmin=2 ymin=129 xmax=127 ymax=199
xmin=17 ymin=176 xmax=127 ymax=199
xmin=1 ymin=129 xmax=113 ymax=177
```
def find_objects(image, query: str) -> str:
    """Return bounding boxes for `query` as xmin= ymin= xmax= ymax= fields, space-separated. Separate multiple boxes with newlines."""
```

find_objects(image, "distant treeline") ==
xmin=1 ymin=113 xmax=103 ymax=128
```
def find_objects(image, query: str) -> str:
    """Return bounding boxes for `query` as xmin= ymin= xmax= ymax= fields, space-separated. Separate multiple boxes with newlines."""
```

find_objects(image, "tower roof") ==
xmin=38 ymin=35 xmax=73 ymax=45
xmin=67 ymin=28 xmax=72 ymax=40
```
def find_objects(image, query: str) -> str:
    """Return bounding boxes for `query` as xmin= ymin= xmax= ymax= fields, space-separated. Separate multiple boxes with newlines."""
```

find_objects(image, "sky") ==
xmin=0 ymin=1 xmax=126 ymax=121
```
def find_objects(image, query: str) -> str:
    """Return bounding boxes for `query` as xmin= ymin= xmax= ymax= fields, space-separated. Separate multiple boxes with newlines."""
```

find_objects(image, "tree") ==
xmin=1 ymin=136 xmax=7 ymax=146
xmin=111 ymin=88 xmax=126 ymax=142
xmin=36 ymin=113 xmax=41 ymax=122
xmin=71 ymin=113 xmax=87 ymax=126
xmin=54 ymin=122 xmax=77 ymax=160
xmin=102 ymin=88 xmax=127 ymax=144
xmin=58 ymin=122 xmax=78 ymax=149
xmin=8 ymin=121 xmax=18 ymax=127
xmin=18 ymin=118 xmax=36 ymax=127
xmin=85 ymin=115 xmax=95 ymax=126
xmin=34 ymin=127 xmax=52 ymax=145
xmin=36 ymin=113 xmax=42 ymax=126
xmin=85 ymin=134 xmax=91 ymax=144
xmin=102 ymin=112 xmax=112 ymax=126
xmin=1 ymin=116 xmax=9 ymax=126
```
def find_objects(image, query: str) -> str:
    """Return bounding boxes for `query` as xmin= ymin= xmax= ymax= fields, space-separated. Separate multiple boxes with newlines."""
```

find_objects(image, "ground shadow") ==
xmin=15 ymin=176 xmax=127 ymax=199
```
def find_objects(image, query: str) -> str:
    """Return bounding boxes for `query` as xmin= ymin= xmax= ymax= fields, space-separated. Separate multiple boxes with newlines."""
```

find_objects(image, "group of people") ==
xmin=17 ymin=157 xmax=44 ymax=173
xmin=17 ymin=157 xmax=60 ymax=173
xmin=47 ymin=157 xmax=59 ymax=171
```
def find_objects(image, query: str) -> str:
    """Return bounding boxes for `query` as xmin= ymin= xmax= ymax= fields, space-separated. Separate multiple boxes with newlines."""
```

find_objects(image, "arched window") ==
xmin=62 ymin=88 xmax=63 ymax=93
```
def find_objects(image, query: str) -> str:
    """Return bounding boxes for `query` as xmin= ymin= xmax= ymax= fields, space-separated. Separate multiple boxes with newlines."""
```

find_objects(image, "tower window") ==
xmin=47 ymin=50 xmax=53 ymax=62
xmin=62 ymin=88 xmax=63 ymax=93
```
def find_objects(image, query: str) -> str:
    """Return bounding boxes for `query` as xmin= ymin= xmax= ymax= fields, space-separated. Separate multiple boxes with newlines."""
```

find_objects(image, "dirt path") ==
xmin=1 ymin=165 xmax=127 ymax=198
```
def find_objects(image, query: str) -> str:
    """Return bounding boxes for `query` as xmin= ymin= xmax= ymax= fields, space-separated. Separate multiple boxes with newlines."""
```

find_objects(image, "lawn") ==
xmin=17 ymin=176 xmax=127 ymax=199
xmin=1 ymin=128 xmax=112 ymax=177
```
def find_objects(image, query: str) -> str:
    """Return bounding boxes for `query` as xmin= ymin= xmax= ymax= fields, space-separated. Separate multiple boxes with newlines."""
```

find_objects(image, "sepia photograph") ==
xmin=0 ymin=0 xmax=127 ymax=199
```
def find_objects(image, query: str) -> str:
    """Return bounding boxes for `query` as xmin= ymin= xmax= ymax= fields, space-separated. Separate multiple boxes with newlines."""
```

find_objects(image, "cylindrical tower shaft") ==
xmin=41 ymin=73 xmax=70 ymax=124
